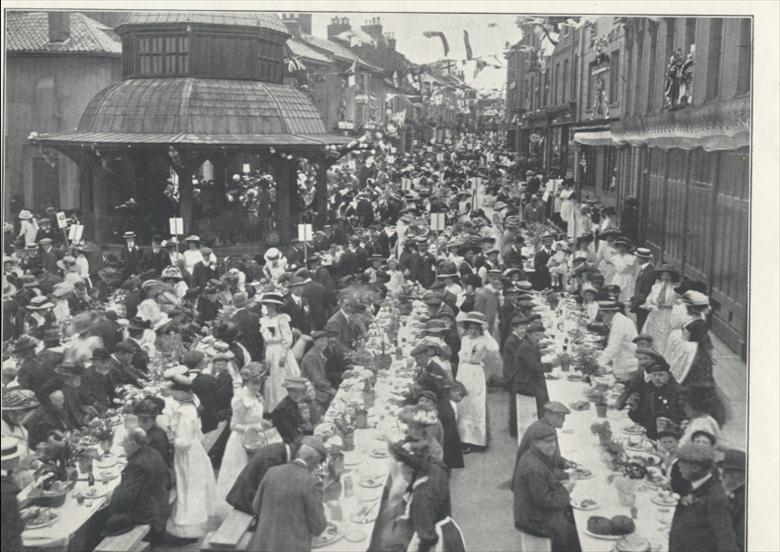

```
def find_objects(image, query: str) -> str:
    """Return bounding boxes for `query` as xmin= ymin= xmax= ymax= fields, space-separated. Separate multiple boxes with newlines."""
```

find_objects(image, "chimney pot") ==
xmin=47 ymin=11 xmax=70 ymax=43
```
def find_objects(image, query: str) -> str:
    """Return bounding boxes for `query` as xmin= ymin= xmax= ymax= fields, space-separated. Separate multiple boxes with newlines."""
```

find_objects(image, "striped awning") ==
xmin=573 ymin=130 xmax=613 ymax=146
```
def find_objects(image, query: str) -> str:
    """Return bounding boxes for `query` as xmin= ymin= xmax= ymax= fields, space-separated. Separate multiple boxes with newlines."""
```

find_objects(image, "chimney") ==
xmin=327 ymin=16 xmax=351 ymax=41
xmin=361 ymin=16 xmax=383 ymax=45
xmin=298 ymin=13 xmax=312 ymax=35
xmin=48 ymin=12 xmax=71 ymax=43
xmin=384 ymin=32 xmax=396 ymax=51
xmin=282 ymin=13 xmax=301 ymax=39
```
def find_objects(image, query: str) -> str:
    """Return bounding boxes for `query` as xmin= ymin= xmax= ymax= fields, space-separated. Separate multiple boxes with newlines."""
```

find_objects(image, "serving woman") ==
xmin=260 ymin=292 xmax=301 ymax=411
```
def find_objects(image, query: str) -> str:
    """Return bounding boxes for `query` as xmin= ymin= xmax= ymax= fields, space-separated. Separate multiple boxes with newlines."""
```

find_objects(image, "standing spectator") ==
xmin=120 ymin=231 xmax=143 ymax=278
xmin=668 ymin=443 xmax=738 ymax=552
xmin=596 ymin=301 xmax=639 ymax=383
xmin=631 ymin=247 xmax=656 ymax=331
xmin=621 ymin=197 xmax=640 ymax=244
xmin=17 ymin=210 xmax=39 ymax=248
xmin=639 ymin=264 xmax=680 ymax=352
xmin=718 ymin=449 xmax=746 ymax=551
xmin=247 ymin=437 xmax=328 ymax=552
xmin=610 ymin=237 xmax=637 ymax=304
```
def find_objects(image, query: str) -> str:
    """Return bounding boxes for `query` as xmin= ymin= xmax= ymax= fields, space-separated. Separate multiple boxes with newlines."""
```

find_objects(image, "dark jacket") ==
xmin=512 ymin=447 xmax=579 ymax=552
xmin=19 ymin=355 xmax=57 ymax=399
xmin=300 ymin=281 xmax=335 ymax=331
xmin=146 ymin=425 xmax=173 ymax=469
xmin=669 ymin=476 xmax=738 ymax=552
xmin=191 ymin=371 xmax=233 ymax=433
xmin=142 ymin=249 xmax=170 ymax=274
xmin=247 ymin=461 xmax=327 ymax=552
xmin=728 ymin=485 xmax=745 ymax=552
xmin=625 ymin=378 xmax=684 ymax=440
xmin=1 ymin=474 xmax=23 ymax=552
xmin=271 ymin=396 xmax=308 ymax=444
xmin=631 ymin=263 xmax=656 ymax=313
xmin=109 ymin=445 xmax=170 ymax=533
xmin=120 ymin=245 xmax=143 ymax=277
xmin=532 ymin=248 xmax=552 ymax=290
xmin=125 ymin=338 xmax=150 ymax=375
xmin=513 ymin=419 xmax=568 ymax=487
xmin=300 ymin=349 xmax=336 ymax=409
xmin=26 ymin=405 xmax=70 ymax=449
xmin=512 ymin=336 xmax=550 ymax=409
xmin=325 ymin=310 xmax=355 ymax=349
xmin=231 ymin=308 xmax=262 ymax=361
xmin=226 ymin=442 xmax=291 ymax=514
xmin=283 ymin=295 xmax=312 ymax=335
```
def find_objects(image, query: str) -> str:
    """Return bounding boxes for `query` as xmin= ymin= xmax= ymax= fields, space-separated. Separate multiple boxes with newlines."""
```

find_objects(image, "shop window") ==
xmin=603 ymin=146 xmax=617 ymax=192
xmin=137 ymin=35 xmax=189 ymax=76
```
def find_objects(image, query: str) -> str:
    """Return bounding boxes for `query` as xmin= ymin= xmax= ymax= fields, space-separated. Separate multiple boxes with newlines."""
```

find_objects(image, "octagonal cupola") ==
xmin=114 ymin=11 xmax=290 ymax=82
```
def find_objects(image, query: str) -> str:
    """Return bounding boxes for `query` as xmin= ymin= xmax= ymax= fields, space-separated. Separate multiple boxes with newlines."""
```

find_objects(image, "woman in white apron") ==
xmin=455 ymin=312 xmax=492 ymax=451
xmin=639 ymin=264 xmax=680 ymax=353
xmin=259 ymin=292 xmax=300 ymax=411
xmin=610 ymin=237 xmax=637 ymax=304
xmin=163 ymin=367 xmax=217 ymax=540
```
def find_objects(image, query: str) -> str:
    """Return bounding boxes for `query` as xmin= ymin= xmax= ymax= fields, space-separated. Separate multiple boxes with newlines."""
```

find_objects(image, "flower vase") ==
xmin=99 ymin=440 xmax=113 ymax=457
xmin=595 ymin=403 xmax=608 ymax=418
xmin=342 ymin=431 xmax=356 ymax=451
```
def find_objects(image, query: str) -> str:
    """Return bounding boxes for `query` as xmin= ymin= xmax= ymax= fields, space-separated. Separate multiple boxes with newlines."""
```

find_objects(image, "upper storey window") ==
xmin=137 ymin=35 xmax=189 ymax=76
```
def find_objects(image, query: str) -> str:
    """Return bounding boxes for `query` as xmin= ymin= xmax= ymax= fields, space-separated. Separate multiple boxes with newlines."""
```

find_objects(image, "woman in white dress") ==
xmin=455 ymin=312 xmax=494 ymax=451
xmin=215 ymin=362 xmax=269 ymax=519
xmin=665 ymin=288 xmax=708 ymax=383
xmin=262 ymin=248 xmax=288 ymax=284
xmin=610 ymin=237 xmax=637 ymax=304
xmin=591 ymin=227 xmax=618 ymax=284
xmin=386 ymin=257 xmax=405 ymax=293
xmin=17 ymin=210 xmax=39 ymax=247
xmin=639 ymin=264 xmax=680 ymax=353
xmin=163 ymin=366 xmax=217 ymax=540
xmin=260 ymin=292 xmax=300 ymax=410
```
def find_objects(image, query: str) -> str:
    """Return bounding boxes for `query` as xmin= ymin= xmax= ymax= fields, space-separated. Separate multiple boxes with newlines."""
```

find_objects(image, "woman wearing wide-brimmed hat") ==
xmin=1 ymin=389 xmax=40 ymax=485
xmin=639 ymin=263 xmax=682 ymax=353
xmin=259 ymin=292 xmax=300 ymax=410
xmin=609 ymin=236 xmax=637 ymax=303
xmin=17 ymin=210 xmax=39 ymax=248
xmin=591 ymin=226 xmax=618 ymax=283
xmin=261 ymin=248 xmax=288 ymax=284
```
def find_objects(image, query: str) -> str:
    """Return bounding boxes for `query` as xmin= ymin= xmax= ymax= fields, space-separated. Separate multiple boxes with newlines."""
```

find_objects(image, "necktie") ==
xmin=657 ymin=283 xmax=669 ymax=307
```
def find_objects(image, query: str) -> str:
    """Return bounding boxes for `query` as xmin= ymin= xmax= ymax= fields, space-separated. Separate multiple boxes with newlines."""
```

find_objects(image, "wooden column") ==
xmin=314 ymin=158 xmax=329 ymax=229
xmin=175 ymin=158 xmax=200 ymax=237
xmin=91 ymin=161 xmax=110 ymax=244
xmin=272 ymin=157 xmax=296 ymax=243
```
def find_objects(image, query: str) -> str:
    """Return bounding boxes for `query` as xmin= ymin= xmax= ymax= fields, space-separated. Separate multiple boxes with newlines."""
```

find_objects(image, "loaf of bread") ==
xmin=587 ymin=516 xmax=613 ymax=535
xmin=609 ymin=515 xmax=636 ymax=535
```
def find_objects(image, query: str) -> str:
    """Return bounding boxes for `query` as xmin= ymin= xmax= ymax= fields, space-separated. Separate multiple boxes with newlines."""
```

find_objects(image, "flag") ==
xmin=463 ymin=30 xmax=473 ymax=60
xmin=346 ymin=58 xmax=357 ymax=88
xmin=422 ymin=31 xmax=449 ymax=57
xmin=472 ymin=59 xmax=488 ymax=79
xmin=285 ymin=56 xmax=306 ymax=72
xmin=392 ymin=109 xmax=407 ymax=126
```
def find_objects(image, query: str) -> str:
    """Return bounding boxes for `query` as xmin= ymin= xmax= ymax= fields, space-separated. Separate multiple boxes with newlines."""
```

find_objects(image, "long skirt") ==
xmin=215 ymin=429 xmax=249 ymax=520
xmin=456 ymin=362 xmax=487 ymax=447
xmin=439 ymin=398 xmax=464 ymax=469
xmin=166 ymin=443 xmax=218 ymax=538
xmin=264 ymin=343 xmax=300 ymax=411
xmin=641 ymin=307 xmax=674 ymax=354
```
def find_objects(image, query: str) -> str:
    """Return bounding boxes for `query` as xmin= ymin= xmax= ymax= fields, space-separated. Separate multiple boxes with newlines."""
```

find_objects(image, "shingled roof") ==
xmin=6 ymin=11 xmax=121 ymax=54
xmin=301 ymin=34 xmax=382 ymax=72
xmin=115 ymin=11 xmax=288 ymax=35
xmin=286 ymin=38 xmax=332 ymax=65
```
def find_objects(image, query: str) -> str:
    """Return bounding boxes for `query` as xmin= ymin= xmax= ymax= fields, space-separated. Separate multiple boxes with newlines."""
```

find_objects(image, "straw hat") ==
xmin=260 ymin=292 xmax=285 ymax=306
xmin=2 ymin=389 xmax=40 ymax=411
xmin=264 ymin=247 xmax=281 ymax=262
xmin=18 ymin=210 xmax=33 ymax=220
xmin=26 ymin=295 xmax=54 ymax=310
xmin=458 ymin=311 xmax=488 ymax=329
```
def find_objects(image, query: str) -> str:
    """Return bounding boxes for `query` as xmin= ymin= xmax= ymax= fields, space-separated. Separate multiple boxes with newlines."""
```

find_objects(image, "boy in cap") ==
xmin=300 ymin=331 xmax=336 ymax=411
xmin=271 ymin=377 xmax=314 ymax=444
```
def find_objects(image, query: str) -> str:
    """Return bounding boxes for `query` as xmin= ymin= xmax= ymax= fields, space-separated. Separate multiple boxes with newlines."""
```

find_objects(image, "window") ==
xmin=665 ymin=18 xmax=676 ymax=62
xmin=572 ymin=54 xmax=578 ymax=100
xmin=553 ymin=63 xmax=560 ymax=105
xmin=634 ymin=33 xmax=644 ymax=115
xmin=736 ymin=19 xmax=751 ymax=95
xmin=562 ymin=59 xmax=569 ymax=105
xmin=543 ymin=68 xmax=549 ymax=106
xmin=625 ymin=45 xmax=633 ymax=114
xmin=603 ymin=146 xmax=617 ymax=191
xmin=609 ymin=50 xmax=620 ymax=104
xmin=586 ymin=68 xmax=592 ymax=109
xmin=647 ymin=26 xmax=658 ymax=111
xmin=258 ymin=39 xmax=283 ymax=82
xmin=137 ymin=35 xmax=189 ymax=76
xmin=530 ymin=75 xmax=535 ymax=109
xmin=705 ymin=19 xmax=723 ymax=101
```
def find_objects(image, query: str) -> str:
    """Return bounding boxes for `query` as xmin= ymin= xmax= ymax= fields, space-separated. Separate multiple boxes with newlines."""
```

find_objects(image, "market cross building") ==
xmin=29 ymin=11 xmax=351 ymax=245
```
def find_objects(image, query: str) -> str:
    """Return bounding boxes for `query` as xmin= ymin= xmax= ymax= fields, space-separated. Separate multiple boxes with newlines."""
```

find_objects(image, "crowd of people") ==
xmin=2 ymin=132 xmax=744 ymax=552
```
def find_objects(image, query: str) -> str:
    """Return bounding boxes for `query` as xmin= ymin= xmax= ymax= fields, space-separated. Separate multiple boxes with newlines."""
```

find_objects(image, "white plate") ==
xmin=583 ymin=529 xmax=625 ymax=541
xmin=651 ymin=496 xmax=679 ymax=507
xmin=571 ymin=500 xmax=600 ymax=511
xmin=623 ymin=425 xmax=646 ymax=435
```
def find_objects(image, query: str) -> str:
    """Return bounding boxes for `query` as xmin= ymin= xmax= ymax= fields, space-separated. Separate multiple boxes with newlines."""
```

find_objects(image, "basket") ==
xmin=29 ymin=484 xmax=72 ymax=508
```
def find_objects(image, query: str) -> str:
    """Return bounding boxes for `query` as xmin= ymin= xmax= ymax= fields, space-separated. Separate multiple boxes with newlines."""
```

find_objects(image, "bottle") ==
xmin=88 ymin=470 xmax=95 ymax=487
xmin=343 ymin=474 xmax=354 ymax=498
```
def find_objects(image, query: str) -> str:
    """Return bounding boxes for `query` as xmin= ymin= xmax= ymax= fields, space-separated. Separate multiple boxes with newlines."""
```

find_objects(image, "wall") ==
xmin=5 ymin=53 xmax=122 ymax=214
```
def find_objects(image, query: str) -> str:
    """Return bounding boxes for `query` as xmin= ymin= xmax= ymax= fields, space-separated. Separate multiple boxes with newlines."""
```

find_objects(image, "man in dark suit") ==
xmin=142 ymin=235 xmax=170 ymax=274
xmin=119 ymin=231 xmax=143 ymax=278
xmin=631 ymin=248 xmax=656 ymax=331
xmin=271 ymin=377 xmax=313 ymax=444
xmin=669 ymin=443 xmax=738 ymax=552
xmin=296 ymin=269 xmax=335 ymax=331
xmin=230 ymin=293 xmax=262 ymax=361
xmin=226 ymin=440 xmax=296 ymax=515
xmin=503 ymin=316 xmax=528 ymax=438
xmin=246 ymin=437 xmax=328 ymax=552
xmin=102 ymin=428 xmax=169 ymax=543
xmin=123 ymin=321 xmax=150 ymax=375
xmin=513 ymin=321 xmax=552 ymax=417
xmin=532 ymin=235 xmax=553 ymax=290
xmin=719 ymin=449 xmax=746 ymax=551
xmin=36 ymin=238 xmax=60 ymax=273
xmin=324 ymin=296 xmax=356 ymax=350
xmin=400 ymin=238 xmax=426 ymax=283
xmin=283 ymin=277 xmax=312 ymax=335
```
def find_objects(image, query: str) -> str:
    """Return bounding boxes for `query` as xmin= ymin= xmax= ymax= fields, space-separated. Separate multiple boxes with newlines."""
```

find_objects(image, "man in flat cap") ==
xmin=512 ymin=321 xmax=553 ymax=425
xmin=512 ymin=423 xmax=580 ymax=552
xmin=271 ymin=377 xmax=314 ymax=445
xmin=514 ymin=401 xmax=574 ymax=484
xmin=718 ymin=449 xmax=746 ymax=551
xmin=669 ymin=443 xmax=737 ymax=552
xmin=503 ymin=315 xmax=528 ymax=437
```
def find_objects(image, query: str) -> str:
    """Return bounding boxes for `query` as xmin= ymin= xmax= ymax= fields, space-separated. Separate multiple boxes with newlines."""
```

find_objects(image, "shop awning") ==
xmin=573 ymin=130 xmax=613 ymax=146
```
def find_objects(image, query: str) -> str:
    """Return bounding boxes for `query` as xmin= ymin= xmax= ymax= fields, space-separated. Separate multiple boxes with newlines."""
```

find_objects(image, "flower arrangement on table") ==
xmin=83 ymin=417 xmax=116 ymax=455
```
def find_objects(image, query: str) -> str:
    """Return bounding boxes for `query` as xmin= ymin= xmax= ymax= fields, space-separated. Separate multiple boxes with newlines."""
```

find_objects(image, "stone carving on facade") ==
xmin=664 ymin=45 xmax=695 ymax=111
xmin=591 ymin=75 xmax=610 ymax=120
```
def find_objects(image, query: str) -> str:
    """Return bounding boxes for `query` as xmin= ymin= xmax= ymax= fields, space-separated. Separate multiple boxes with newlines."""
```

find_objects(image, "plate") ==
xmin=344 ymin=529 xmax=367 ymax=543
xmin=623 ymin=425 xmax=646 ymax=435
xmin=23 ymin=511 xmax=59 ymax=531
xmin=97 ymin=470 xmax=119 ymax=482
xmin=583 ymin=529 xmax=625 ymax=541
xmin=571 ymin=469 xmax=593 ymax=480
xmin=344 ymin=455 xmax=364 ymax=467
xmin=312 ymin=523 xmax=342 ymax=548
xmin=571 ymin=499 xmax=600 ymax=511
xmin=351 ymin=504 xmax=379 ymax=523
xmin=369 ymin=448 xmax=390 ymax=459
xmin=80 ymin=486 xmax=110 ymax=499
xmin=359 ymin=475 xmax=385 ymax=489
xmin=651 ymin=495 xmax=679 ymax=507
xmin=95 ymin=458 xmax=120 ymax=469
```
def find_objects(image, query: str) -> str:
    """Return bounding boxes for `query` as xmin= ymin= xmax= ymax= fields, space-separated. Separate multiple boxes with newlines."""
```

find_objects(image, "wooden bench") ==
xmin=200 ymin=509 xmax=254 ymax=551
xmin=95 ymin=524 xmax=150 ymax=552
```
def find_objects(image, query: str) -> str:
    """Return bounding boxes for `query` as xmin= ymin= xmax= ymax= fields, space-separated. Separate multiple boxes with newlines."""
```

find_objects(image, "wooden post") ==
xmin=91 ymin=160 xmax=109 ymax=244
xmin=272 ymin=156 xmax=296 ymax=243
xmin=314 ymin=158 xmax=329 ymax=229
